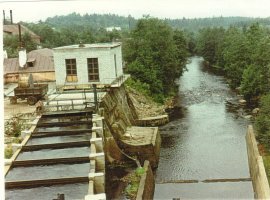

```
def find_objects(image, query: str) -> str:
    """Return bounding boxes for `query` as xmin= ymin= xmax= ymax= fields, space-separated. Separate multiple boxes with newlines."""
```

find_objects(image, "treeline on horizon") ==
xmin=43 ymin=13 xmax=270 ymax=32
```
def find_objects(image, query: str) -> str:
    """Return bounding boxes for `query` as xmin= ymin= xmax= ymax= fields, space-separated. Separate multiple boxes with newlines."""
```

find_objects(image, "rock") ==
xmin=235 ymin=87 xmax=241 ymax=92
xmin=244 ymin=115 xmax=252 ymax=119
xmin=145 ymin=105 xmax=150 ymax=109
xmin=252 ymin=108 xmax=260 ymax=115
xmin=239 ymin=99 xmax=247 ymax=104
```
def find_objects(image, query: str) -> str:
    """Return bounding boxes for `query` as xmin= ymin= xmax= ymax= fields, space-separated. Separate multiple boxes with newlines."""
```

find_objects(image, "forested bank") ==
xmin=196 ymin=23 xmax=270 ymax=100
xmin=195 ymin=23 xmax=270 ymax=151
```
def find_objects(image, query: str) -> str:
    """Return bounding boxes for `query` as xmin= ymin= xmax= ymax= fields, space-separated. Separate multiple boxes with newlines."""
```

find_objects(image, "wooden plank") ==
xmin=37 ymin=120 xmax=92 ymax=127
xmin=22 ymin=141 xmax=90 ymax=151
xmin=202 ymin=178 xmax=251 ymax=183
xmin=32 ymin=129 xmax=92 ymax=138
xmin=42 ymin=110 xmax=93 ymax=117
xmin=5 ymin=176 xmax=89 ymax=189
xmin=12 ymin=157 xmax=90 ymax=167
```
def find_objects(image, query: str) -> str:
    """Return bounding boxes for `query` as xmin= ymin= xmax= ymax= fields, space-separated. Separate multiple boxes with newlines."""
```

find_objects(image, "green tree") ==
xmin=196 ymin=27 xmax=225 ymax=66
xmin=222 ymin=27 xmax=250 ymax=88
xmin=22 ymin=32 xmax=37 ymax=52
xmin=240 ymin=65 xmax=263 ymax=99
xmin=255 ymin=94 xmax=270 ymax=144
xmin=4 ymin=35 xmax=19 ymax=57
xmin=4 ymin=32 xmax=37 ymax=58
xmin=124 ymin=18 xmax=188 ymax=102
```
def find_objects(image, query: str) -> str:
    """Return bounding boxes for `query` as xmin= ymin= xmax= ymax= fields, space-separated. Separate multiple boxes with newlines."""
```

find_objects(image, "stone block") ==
xmin=84 ymin=193 xmax=106 ymax=200
xmin=5 ymin=159 xmax=12 ymax=166
xmin=21 ymin=130 xmax=31 ymax=138
xmin=89 ymin=153 xmax=105 ymax=171
xmin=12 ymin=143 xmax=22 ymax=153
xmin=90 ymin=138 xmax=103 ymax=153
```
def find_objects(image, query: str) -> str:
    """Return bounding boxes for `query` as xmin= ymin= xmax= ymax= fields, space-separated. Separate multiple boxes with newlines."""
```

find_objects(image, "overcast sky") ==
xmin=1 ymin=0 xmax=270 ymax=23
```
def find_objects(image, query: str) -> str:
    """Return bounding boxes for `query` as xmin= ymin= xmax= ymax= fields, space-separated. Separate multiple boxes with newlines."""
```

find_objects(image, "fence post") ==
xmin=93 ymin=84 xmax=98 ymax=111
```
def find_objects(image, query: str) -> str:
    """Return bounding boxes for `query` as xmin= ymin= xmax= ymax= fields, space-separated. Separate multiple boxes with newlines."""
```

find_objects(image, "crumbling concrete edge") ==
xmin=136 ymin=160 xmax=155 ymax=200
xmin=246 ymin=125 xmax=270 ymax=199
xmin=85 ymin=114 xmax=106 ymax=200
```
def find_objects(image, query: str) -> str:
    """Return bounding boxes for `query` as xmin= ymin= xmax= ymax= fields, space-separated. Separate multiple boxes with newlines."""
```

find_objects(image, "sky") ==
xmin=1 ymin=0 xmax=270 ymax=23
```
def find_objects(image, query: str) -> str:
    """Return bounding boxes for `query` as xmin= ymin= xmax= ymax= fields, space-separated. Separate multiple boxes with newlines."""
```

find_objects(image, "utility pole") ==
xmin=18 ymin=23 xmax=23 ymax=48
xmin=10 ymin=10 xmax=13 ymax=24
xmin=93 ymin=84 xmax=98 ymax=111
xmin=3 ymin=10 xmax=5 ymax=25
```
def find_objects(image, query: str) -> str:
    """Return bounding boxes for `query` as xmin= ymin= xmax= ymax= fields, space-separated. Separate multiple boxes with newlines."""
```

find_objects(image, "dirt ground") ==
xmin=3 ymin=97 xmax=36 ymax=120
xmin=3 ymin=82 xmax=56 ymax=120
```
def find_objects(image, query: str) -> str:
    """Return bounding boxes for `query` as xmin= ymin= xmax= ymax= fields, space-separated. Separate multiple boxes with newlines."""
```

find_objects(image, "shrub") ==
xmin=255 ymin=94 xmax=270 ymax=146
xmin=5 ymin=147 xmax=13 ymax=159
xmin=123 ymin=167 xmax=145 ymax=200
xmin=5 ymin=116 xmax=26 ymax=137
xmin=125 ymin=78 xmax=151 ymax=97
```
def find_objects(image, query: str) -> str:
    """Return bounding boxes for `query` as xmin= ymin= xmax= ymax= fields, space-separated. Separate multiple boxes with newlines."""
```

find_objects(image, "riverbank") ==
xmin=126 ymin=84 xmax=182 ymax=123
xmin=125 ymin=86 xmax=166 ymax=118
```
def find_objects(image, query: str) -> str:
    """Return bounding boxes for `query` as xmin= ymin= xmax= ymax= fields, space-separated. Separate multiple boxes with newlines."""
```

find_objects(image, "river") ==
xmin=154 ymin=57 xmax=254 ymax=199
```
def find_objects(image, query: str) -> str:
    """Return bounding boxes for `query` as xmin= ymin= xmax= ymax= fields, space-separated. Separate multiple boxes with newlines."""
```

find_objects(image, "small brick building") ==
xmin=53 ymin=43 xmax=123 ymax=89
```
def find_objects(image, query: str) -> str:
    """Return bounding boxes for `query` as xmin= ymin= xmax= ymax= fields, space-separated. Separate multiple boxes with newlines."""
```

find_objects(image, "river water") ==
xmin=154 ymin=57 xmax=254 ymax=199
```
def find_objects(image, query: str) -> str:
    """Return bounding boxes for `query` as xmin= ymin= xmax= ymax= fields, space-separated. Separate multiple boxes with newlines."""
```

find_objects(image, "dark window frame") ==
xmin=87 ymin=58 xmax=99 ymax=82
xmin=65 ymin=59 xmax=77 ymax=82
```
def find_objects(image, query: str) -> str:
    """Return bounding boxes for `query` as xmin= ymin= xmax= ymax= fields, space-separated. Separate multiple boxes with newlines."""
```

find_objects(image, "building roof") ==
xmin=4 ymin=48 xmax=54 ymax=75
xmin=53 ymin=42 xmax=121 ymax=50
xmin=3 ymin=24 xmax=41 ymax=40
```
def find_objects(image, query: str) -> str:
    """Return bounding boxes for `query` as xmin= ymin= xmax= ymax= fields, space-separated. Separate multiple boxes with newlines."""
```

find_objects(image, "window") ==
xmin=27 ymin=62 xmax=34 ymax=67
xmin=65 ymin=59 xmax=77 ymax=82
xmin=27 ymin=58 xmax=35 ymax=67
xmin=88 ymin=58 xmax=99 ymax=82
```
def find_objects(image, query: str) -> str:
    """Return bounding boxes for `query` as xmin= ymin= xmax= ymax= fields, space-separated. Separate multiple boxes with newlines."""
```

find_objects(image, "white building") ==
xmin=106 ymin=27 xmax=121 ymax=32
xmin=53 ymin=43 xmax=123 ymax=89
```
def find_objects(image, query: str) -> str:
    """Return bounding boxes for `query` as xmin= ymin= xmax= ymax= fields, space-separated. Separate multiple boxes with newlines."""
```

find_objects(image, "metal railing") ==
xmin=44 ymin=98 xmax=96 ymax=112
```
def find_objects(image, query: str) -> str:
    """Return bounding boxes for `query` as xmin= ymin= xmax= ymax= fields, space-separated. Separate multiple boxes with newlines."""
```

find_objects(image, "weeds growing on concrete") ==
xmin=121 ymin=167 xmax=145 ymax=199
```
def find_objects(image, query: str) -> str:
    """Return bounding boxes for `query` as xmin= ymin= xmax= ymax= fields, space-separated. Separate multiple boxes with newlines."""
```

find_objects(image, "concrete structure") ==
xmin=246 ymin=125 xmax=270 ymax=199
xmin=4 ymin=48 xmax=55 ymax=83
xmin=53 ymin=43 xmax=123 ymax=89
xmin=136 ymin=160 xmax=155 ymax=200
xmin=100 ymin=85 xmax=161 ymax=168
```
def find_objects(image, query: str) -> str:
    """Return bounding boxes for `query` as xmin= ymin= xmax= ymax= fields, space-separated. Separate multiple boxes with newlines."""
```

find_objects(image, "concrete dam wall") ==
xmin=99 ymin=85 xmax=161 ymax=169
